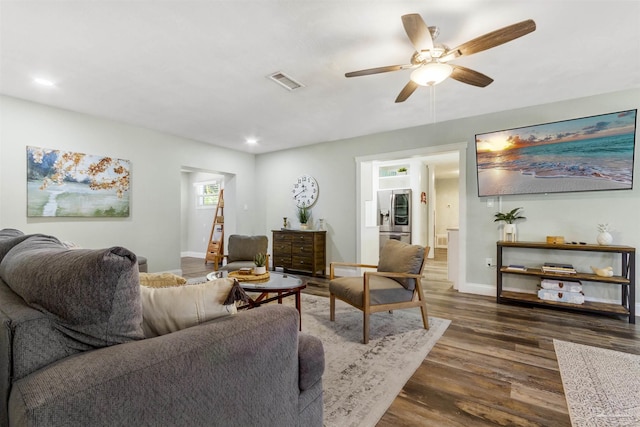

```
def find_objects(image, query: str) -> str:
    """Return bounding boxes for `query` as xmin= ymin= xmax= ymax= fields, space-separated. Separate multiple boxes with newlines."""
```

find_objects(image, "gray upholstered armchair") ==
xmin=329 ymin=239 xmax=430 ymax=344
xmin=218 ymin=234 xmax=269 ymax=272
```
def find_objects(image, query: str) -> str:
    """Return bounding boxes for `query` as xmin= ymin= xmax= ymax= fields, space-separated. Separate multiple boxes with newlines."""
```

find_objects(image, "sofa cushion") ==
xmin=0 ymin=234 xmax=144 ymax=349
xmin=219 ymin=260 xmax=259 ymax=272
xmin=377 ymin=239 xmax=425 ymax=290
xmin=139 ymin=278 xmax=237 ymax=337
xmin=139 ymin=272 xmax=187 ymax=288
xmin=0 ymin=279 xmax=94 ymax=384
xmin=329 ymin=275 xmax=413 ymax=306
xmin=0 ymin=229 xmax=30 ymax=263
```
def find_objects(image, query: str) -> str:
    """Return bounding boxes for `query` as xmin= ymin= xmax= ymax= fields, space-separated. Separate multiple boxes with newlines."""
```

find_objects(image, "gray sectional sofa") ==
xmin=0 ymin=229 xmax=324 ymax=426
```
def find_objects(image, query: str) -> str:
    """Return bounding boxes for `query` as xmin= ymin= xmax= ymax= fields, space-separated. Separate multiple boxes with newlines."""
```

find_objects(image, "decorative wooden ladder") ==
xmin=205 ymin=189 xmax=224 ymax=269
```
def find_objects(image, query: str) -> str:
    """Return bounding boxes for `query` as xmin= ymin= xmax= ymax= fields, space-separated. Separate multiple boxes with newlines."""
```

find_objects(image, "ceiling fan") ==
xmin=345 ymin=14 xmax=536 ymax=103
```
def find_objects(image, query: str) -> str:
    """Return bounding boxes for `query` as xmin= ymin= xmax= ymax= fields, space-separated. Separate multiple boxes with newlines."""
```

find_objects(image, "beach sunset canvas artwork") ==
xmin=475 ymin=110 xmax=637 ymax=197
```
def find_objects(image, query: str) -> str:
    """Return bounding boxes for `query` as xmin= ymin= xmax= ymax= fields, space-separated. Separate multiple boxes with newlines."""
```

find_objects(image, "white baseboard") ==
xmin=458 ymin=282 xmax=494 ymax=296
xmin=181 ymin=251 xmax=205 ymax=258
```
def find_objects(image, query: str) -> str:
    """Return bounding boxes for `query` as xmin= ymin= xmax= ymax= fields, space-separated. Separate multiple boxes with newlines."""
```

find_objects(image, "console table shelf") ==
xmin=497 ymin=241 xmax=636 ymax=323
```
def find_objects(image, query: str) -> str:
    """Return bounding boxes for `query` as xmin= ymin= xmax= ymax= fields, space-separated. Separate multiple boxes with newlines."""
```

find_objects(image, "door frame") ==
xmin=355 ymin=142 xmax=467 ymax=289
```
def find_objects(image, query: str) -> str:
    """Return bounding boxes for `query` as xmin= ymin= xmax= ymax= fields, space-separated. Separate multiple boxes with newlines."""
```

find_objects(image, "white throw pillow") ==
xmin=139 ymin=278 xmax=237 ymax=337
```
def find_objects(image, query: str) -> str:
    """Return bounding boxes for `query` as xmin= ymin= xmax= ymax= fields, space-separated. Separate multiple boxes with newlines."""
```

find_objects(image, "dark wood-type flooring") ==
xmin=181 ymin=250 xmax=640 ymax=426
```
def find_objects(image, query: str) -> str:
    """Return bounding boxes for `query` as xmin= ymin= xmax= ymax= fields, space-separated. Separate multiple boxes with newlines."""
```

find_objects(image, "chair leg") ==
xmin=419 ymin=303 xmax=429 ymax=330
xmin=416 ymin=288 xmax=429 ymax=330
xmin=363 ymin=312 xmax=369 ymax=344
xmin=330 ymin=293 xmax=335 ymax=321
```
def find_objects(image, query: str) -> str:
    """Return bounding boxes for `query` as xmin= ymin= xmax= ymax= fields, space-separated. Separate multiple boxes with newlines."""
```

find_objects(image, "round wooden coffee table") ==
xmin=206 ymin=271 xmax=305 ymax=330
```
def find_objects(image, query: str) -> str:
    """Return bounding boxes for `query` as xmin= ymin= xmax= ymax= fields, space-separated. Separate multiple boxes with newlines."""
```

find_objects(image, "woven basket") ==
xmin=228 ymin=271 xmax=270 ymax=283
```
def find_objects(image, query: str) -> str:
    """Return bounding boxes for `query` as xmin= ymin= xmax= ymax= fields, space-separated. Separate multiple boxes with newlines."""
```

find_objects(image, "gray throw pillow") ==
xmin=0 ymin=234 xmax=144 ymax=348
xmin=377 ymin=239 xmax=425 ymax=290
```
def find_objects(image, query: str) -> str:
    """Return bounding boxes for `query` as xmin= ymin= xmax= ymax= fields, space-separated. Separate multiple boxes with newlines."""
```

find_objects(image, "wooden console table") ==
xmin=272 ymin=230 xmax=326 ymax=276
xmin=497 ymin=241 xmax=636 ymax=323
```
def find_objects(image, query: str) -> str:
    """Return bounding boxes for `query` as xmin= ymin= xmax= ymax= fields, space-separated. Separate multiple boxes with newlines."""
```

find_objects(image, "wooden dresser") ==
xmin=272 ymin=230 xmax=326 ymax=277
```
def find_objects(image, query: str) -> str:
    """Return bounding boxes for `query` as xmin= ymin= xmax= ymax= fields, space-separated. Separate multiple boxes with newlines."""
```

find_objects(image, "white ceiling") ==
xmin=1 ymin=1 xmax=639 ymax=154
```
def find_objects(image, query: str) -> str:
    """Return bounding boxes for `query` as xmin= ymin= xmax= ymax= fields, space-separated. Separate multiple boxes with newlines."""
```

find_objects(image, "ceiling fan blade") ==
xmin=401 ymin=14 xmax=434 ymax=52
xmin=345 ymin=64 xmax=410 ymax=78
xmin=450 ymin=65 xmax=493 ymax=87
xmin=395 ymin=81 xmax=419 ymax=103
xmin=454 ymin=19 xmax=536 ymax=57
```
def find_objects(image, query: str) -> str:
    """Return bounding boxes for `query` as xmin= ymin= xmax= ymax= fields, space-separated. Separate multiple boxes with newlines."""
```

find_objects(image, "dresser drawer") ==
xmin=292 ymin=256 xmax=313 ymax=270
xmin=290 ymin=233 xmax=313 ymax=245
xmin=274 ymin=233 xmax=292 ymax=243
xmin=291 ymin=242 xmax=312 ymax=256
xmin=273 ymin=255 xmax=291 ymax=267
xmin=273 ymin=241 xmax=291 ymax=256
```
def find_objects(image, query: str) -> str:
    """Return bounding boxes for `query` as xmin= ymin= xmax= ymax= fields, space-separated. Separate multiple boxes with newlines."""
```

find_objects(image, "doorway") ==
xmin=180 ymin=167 xmax=229 ymax=259
xmin=355 ymin=143 xmax=466 ymax=291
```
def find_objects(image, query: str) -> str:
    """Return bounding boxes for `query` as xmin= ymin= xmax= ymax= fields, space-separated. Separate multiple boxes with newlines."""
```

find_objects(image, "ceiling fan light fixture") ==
xmin=410 ymin=62 xmax=453 ymax=86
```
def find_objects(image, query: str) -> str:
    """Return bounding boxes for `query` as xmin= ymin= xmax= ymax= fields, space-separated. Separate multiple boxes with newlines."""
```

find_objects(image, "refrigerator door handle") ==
xmin=390 ymin=193 xmax=396 ymax=227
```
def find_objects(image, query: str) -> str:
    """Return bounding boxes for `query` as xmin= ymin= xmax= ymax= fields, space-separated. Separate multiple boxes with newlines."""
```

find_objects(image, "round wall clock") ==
xmin=292 ymin=174 xmax=319 ymax=208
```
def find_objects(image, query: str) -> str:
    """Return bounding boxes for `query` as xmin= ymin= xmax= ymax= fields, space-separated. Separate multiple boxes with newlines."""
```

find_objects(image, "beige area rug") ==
xmin=554 ymin=340 xmax=640 ymax=427
xmin=297 ymin=294 xmax=450 ymax=427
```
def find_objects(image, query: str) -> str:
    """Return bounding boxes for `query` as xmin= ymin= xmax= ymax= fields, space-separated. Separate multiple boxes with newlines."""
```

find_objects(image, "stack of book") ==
xmin=541 ymin=262 xmax=576 ymax=274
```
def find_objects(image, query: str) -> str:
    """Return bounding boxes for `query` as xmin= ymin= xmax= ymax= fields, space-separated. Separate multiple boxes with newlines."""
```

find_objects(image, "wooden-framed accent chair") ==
xmin=329 ymin=239 xmax=430 ymax=344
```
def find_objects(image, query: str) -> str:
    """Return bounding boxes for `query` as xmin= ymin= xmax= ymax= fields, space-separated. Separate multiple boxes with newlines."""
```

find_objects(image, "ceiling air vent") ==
xmin=267 ymin=72 xmax=305 ymax=91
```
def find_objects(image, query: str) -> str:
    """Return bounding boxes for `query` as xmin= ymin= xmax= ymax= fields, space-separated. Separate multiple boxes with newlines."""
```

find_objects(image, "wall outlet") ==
xmin=485 ymin=258 xmax=494 ymax=267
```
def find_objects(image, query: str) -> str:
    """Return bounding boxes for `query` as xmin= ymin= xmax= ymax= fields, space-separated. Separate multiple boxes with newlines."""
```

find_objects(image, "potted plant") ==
xmin=297 ymin=206 xmax=311 ymax=230
xmin=253 ymin=252 xmax=267 ymax=275
xmin=494 ymin=207 xmax=525 ymax=241
xmin=397 ymin=167 xmax=408 ymax=175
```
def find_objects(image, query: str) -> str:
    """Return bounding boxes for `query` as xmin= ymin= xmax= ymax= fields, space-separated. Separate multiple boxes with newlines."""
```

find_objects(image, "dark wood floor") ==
xmin=181 ymin=252 xmax=640 ymax=426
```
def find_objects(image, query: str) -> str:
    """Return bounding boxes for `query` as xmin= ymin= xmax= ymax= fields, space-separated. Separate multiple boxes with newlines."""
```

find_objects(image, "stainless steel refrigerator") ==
xmin=377 ymin=189 xmax=411 ymax=254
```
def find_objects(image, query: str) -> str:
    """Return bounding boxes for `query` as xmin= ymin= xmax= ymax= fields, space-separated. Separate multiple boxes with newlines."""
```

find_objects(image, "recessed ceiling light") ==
xmin=246 ymin=138 xmax=258 ymax=145
xmin=34 ymin=77 xmax=56 ymax=87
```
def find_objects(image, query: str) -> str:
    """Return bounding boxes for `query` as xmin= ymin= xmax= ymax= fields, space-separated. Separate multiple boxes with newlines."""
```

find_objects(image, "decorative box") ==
xmin=540 ymin=279 xmax=582 ymax=292
xmin=537 ymin=288 xmax=585 ymax=304
xmin=546 ymin=236 xmax=565 ymax=244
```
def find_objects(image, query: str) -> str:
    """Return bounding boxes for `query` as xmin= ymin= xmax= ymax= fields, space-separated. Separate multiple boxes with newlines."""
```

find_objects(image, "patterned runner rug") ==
xmin=297 ymin=294 xmax=450 ymax=427
xmin=554 ymin=339 xmax=640 ymax=427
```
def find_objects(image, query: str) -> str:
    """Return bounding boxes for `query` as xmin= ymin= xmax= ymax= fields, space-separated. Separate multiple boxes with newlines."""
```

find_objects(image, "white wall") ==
xmin=0 ymin=95 xmax=256 ymax=272
xmin=2 ymin=89 xmax=639 ymax=308
xmin=255 ymin=88 xmax=640 ymax=307
xmin=435 ymin=177 xmax=459 ymax=236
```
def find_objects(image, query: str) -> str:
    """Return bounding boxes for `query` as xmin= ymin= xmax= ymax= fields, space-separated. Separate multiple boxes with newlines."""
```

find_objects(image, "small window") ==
xmin=196 ymin=181 xmax=220 ymax=208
